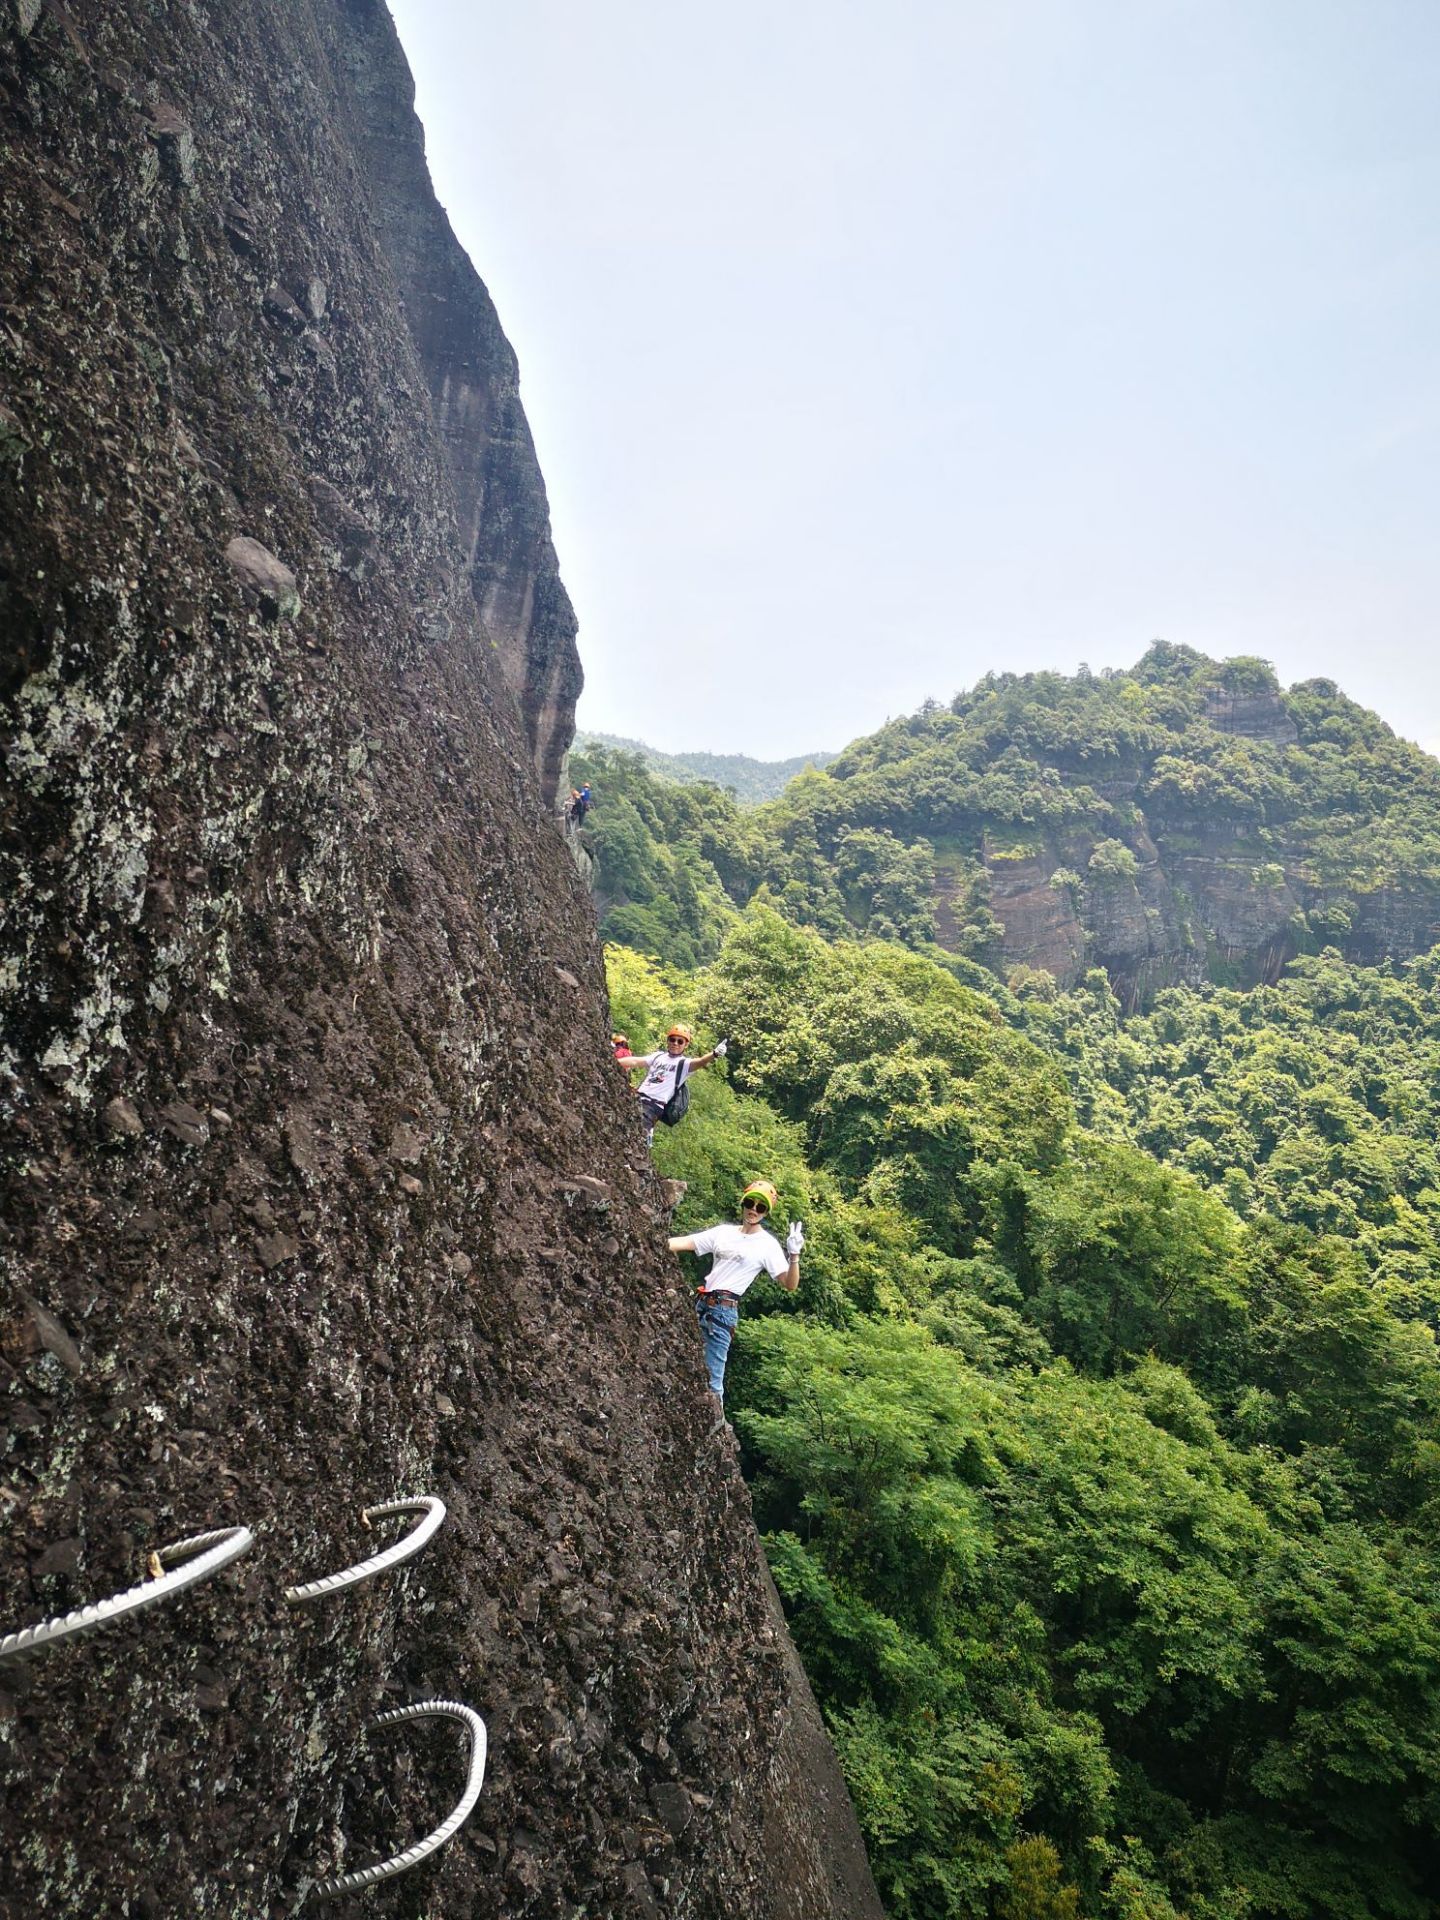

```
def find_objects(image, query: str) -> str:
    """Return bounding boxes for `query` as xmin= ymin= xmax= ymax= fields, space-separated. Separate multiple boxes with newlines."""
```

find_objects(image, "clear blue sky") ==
xmin=388 ymin=1 xmax=1440 ymax=760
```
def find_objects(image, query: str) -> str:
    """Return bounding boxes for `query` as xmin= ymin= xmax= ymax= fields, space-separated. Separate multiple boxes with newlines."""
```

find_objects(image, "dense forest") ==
xmin=590 ymin=660 xmax=1440 ymax=1920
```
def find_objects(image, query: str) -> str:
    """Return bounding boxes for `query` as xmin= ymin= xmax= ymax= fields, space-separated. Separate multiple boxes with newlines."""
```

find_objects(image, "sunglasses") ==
xmin=741 ymin=1198 xmax=769 ymax=1215
xmin=666 ymin=1035 xmax=687 ymax=1045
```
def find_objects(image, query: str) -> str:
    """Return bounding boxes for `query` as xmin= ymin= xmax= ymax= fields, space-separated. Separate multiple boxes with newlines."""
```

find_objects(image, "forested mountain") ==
xmin=593 ymin=658 xmax=1440 ymax=1920
xmin=574 ymin=730 xmax=836 ymax=801
xmin=575 ymin=647 xmax=1440 ymax=1005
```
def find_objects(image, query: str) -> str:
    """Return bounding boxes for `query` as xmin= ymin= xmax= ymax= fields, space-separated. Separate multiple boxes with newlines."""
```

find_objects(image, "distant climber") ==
xmin=616 ymin=1025 xmax=726 ymax=1144
xmin=567 ymin=783 xmax=593 ymax=826
xmin=669 ymin=1181 xmax=802 ymax=1418
xmin=611 ymin=1031 xmax=632 ymax=1062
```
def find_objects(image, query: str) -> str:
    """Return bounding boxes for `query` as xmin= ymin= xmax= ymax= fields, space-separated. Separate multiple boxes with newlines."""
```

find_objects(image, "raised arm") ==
xmin=687 ymin=1038 xmax=728 ymax=1072
xmin=777 ymin=1218 xmax=804 ymax=1292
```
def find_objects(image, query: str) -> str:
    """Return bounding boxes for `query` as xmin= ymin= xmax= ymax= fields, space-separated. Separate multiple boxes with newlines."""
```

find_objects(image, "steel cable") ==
xmin=3 ymin=1503 xmax=483 ymax=1899
xmin=283 ymin=1497 xmax=446 ymax=1604
xmin=312 ymin=1698 xmax=488 ymax=1898
xmin=0 ymin=1526 xmax=255 ymax=1664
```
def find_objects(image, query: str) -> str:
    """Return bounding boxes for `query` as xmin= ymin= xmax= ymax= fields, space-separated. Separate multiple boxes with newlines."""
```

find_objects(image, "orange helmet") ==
xmin=666 ymin=1024 xmax=692 ymax=1044
xmin=740 ymin=1179 xmax=779 ymax=1216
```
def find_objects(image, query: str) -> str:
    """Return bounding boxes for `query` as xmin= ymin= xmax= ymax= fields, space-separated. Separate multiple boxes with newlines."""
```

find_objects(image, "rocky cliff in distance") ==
xmin=788 ymin=647 xmax=1440 ymax=1009
xmin=0 ymin=5 xmax=882 ymax=1917
xmin=975 ymin=672 xmax=1440 ymax=1006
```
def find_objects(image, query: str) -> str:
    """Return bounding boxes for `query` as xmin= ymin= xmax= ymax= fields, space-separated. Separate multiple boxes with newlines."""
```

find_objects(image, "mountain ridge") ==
xmin=575 ymin=644 xmax=1440 ymax=1002
xmin=575 ymin=730 xmax=836 ymax=803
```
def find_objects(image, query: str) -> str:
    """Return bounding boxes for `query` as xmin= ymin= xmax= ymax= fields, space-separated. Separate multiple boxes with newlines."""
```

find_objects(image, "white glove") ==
xmin=785 ymin=1220 xmax=805 ymax=1258
xmin=713 ymin=1038 xmax=728 ymax=1058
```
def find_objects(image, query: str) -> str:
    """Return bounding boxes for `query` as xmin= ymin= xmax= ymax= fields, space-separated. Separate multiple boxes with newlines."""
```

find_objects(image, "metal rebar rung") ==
xmin=312 ymin=1699 xmax=488 ymax=1898
xmin=282 ymin=1496 xmax=446 ymax=1604
xmin=0 ymin=1526 xmax=255 ymax=1664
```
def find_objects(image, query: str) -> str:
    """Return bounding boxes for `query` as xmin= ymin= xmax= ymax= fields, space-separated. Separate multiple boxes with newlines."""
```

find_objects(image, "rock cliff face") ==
xmin=959 ymin=677 xmax=1440 ymax=1005
xmin=0 ymin=6 xmax=881 ymax=1917
xmin=982 ymin=825 xmax=1316 ymax=1010
xmin=334 ymin=7 xmax=582 ymax=804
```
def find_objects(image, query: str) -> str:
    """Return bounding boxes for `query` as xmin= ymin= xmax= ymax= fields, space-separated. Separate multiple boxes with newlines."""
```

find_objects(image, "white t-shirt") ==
xmin=692 ymin=1223 xmax=788 ymax=1299
xmin=638 ymin=1051 xmax=689 ymax=1106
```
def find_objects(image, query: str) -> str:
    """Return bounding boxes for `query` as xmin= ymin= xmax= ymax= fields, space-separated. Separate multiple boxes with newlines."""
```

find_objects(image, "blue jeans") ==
xmin=695 ymin=1296 xmax=739 ymax=1398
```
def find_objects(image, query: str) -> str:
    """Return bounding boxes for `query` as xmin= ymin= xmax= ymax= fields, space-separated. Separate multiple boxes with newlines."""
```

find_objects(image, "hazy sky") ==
xmin=387 ymin=1 xmax=1440 ymax=760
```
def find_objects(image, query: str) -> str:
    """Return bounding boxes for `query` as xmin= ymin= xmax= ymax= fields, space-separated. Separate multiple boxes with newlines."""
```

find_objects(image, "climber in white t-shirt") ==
xmin=668 ymin=1179 xmax=803 ymax=1416
xmin=616 ymin=1023 xmax=726 ymax=1144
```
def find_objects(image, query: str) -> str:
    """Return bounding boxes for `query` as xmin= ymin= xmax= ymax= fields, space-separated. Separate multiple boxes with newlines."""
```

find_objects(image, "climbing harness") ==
xmin=312 ymin=1698 xmax=488 ymax=1898
xmin=0 ymin=1525 xmax=254 ymax=1665
xmin=283 ymin=1497 xmax=447 ymax=1604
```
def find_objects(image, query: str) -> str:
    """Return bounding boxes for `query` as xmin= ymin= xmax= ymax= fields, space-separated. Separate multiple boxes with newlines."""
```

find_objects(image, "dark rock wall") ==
xmin=331 ymin=2 xmax=582 ymax=805
xmin=0 ymin=5 xmax=882 ymax=1917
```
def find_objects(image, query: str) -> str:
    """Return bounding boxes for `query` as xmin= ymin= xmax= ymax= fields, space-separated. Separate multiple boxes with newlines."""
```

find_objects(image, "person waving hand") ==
xmin=669 ymin=1180 xmax=802 ymax=1418
xmin=616 ymin=1024 xmax=726 ymax=1145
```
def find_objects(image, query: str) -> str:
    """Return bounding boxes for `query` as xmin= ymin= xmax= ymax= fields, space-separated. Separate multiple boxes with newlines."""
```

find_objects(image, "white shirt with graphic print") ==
xmin=691 ymin=1223 xmax=788 ymax=1299
xmin=639 ymin=1051 xmax=689 ymax=1105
